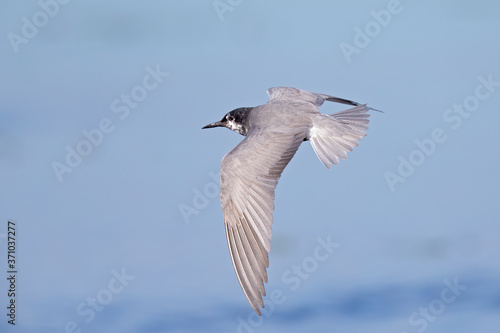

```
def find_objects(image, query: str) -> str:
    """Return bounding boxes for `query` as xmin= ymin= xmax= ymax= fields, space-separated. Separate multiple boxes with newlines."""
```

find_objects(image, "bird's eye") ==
xmin=227 ymin=115 xmax=234 ymax=122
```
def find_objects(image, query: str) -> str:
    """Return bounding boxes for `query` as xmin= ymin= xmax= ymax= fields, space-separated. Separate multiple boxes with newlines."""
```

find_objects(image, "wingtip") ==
xmin=367 ymin=105 xmax=383 ymax=113
xmin=252 ymin=304 xmax=263 ymax=316
xmin=355 ymin=103 xmax=383 ymax=113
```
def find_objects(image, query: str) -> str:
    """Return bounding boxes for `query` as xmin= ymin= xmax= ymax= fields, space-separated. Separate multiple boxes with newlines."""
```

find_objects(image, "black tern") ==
xmin=203 ymin=87 xmax=377 ymax=315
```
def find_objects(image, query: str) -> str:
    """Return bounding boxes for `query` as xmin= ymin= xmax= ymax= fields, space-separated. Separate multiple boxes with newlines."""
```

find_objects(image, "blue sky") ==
xmin=1 ymin=1 xmax=499 ymax=332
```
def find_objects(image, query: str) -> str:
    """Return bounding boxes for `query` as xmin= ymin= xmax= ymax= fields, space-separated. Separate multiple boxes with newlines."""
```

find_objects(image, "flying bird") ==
xmin=202 ymin=87 xmax=377 ymax=315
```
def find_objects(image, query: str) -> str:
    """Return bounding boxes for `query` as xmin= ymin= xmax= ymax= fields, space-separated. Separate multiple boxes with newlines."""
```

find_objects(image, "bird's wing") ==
xmin=267 ymin=87 xmax=363 ymax=108
xmin=308 ymin=104 xmax=370 ymax=168
xmin=220 ymin=128 xmax=306 ymax=315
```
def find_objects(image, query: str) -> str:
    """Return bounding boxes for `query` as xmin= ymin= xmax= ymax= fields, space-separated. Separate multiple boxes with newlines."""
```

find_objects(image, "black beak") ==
xmin=202 ymin=121 xmax=226 ymax=129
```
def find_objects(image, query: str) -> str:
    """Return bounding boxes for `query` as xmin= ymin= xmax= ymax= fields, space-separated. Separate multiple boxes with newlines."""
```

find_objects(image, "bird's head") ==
xmin=202 ymin=107 xmax=252 ymax=136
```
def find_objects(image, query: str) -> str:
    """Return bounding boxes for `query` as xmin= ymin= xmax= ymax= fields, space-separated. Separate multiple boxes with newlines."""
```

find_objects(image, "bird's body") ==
xmin=203 ymin=87 xmax=375 ymax=315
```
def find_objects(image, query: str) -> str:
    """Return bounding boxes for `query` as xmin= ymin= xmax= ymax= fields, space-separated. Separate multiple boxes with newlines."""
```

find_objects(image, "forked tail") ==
xmin=308 ymin=105 xmax=370 ymax=168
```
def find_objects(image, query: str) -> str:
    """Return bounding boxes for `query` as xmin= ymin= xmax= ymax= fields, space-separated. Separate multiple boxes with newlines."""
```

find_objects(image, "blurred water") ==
xmin=20 ymin=272 xmax=499 ymax=332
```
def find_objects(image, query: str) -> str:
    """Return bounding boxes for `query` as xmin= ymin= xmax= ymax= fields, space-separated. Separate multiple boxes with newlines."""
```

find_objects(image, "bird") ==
xmin=202 ymin=87 xmax=378 ymax=315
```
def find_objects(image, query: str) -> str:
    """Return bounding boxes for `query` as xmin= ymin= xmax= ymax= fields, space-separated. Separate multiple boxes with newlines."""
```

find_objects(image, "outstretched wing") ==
xmin=267 ymin=86 xmax=363 ymax=108
xmin=267 ymin=87 xmax=381 ymax=111
xmin=220 ymin=128 xmax=306 ymax=315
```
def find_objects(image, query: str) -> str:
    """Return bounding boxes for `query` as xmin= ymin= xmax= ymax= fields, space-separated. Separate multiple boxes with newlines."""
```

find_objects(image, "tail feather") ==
xmin=308 ymin=105 xmax=370 ymax=169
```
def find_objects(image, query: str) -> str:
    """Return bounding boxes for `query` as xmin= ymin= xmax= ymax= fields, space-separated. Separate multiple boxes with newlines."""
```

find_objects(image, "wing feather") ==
xmin=221 ymin=130 xmax=306 ymax=315
xmin=266 ymin=87 xmax=362 ymax=108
